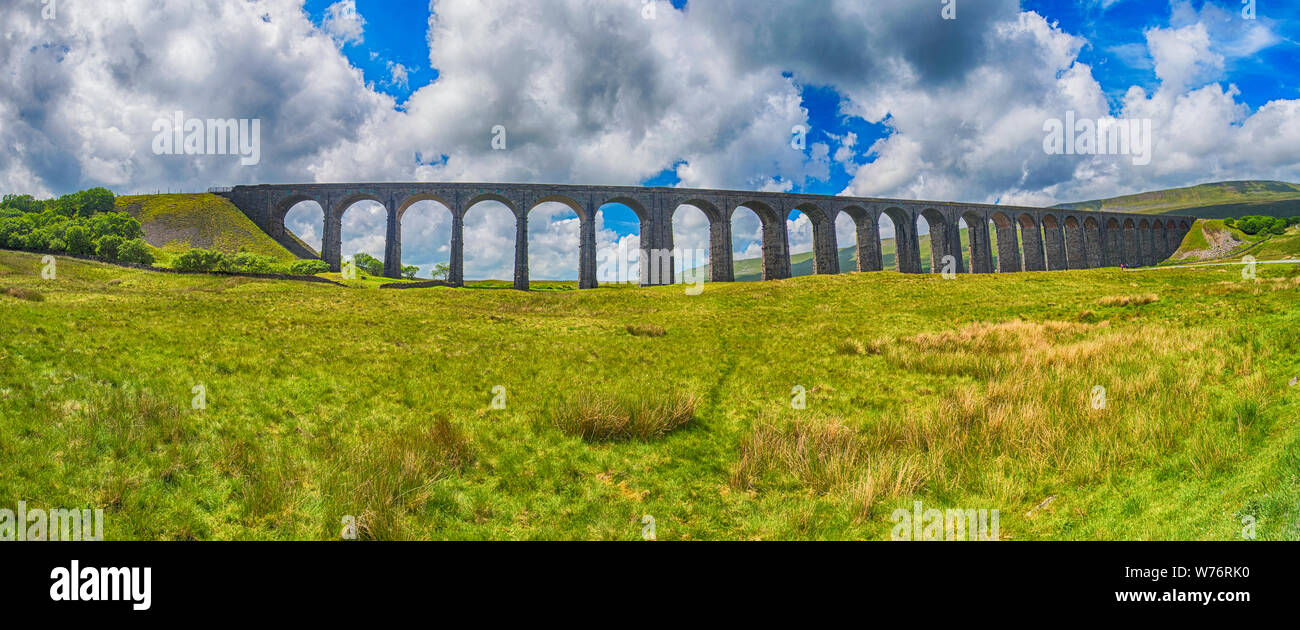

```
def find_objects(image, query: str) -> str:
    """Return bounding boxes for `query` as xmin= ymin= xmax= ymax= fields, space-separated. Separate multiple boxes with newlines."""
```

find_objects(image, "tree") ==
xmin=89 ymin=212 xmax=143 ymax=240
xmin=401 ymin=265 xmax=420 ymax=279
xmin=78 ymin=188 xmax=116 ymax=217
xmin=65 ymin=225 xmax=93 ymax=255
xmin=430 ymin=263 xmax=450 ymax=281
xmin=116 ymin=239 xmax=154 ymax=265
xmin=350 ymin=253 xmax=384 ymax=277
xmin=94 ymin=235 xmax=125 ymax=259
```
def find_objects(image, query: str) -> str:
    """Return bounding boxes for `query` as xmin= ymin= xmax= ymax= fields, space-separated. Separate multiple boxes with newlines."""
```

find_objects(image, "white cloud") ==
xmin=323 ymin=0 xmax=366 ymax=46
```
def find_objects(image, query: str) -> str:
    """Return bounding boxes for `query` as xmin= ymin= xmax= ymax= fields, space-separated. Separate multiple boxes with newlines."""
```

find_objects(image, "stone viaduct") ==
xmin=214 ymin=183 xmax=1195 ymax=289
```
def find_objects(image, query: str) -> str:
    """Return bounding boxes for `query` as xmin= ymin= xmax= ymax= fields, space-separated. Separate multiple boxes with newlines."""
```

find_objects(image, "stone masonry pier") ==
xmin=215 ymin=183 xmax=1195 ymax=289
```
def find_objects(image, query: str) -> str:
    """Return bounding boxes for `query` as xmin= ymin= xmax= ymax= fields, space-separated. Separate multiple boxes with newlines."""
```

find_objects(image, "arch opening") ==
xmin=397 ymin=200 xmax=454 ymax=280
xmin=462 ymin=200 xmax=517 ymax=285
xmin=671 ymin=203 xmax=715 ymax=285
xmin=281 ymin=199 xmax=324 ymax=259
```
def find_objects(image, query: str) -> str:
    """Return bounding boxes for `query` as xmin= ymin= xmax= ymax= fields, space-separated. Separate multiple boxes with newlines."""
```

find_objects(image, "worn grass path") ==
xmin=1 ymin=249 xmax=1297 ymax=540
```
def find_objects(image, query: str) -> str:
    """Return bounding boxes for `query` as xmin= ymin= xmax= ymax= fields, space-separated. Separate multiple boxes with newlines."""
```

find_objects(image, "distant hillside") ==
xmin=115 ymin=193 xmax=299 ymax=263
xmin=684 ymin=231 xmax=963 ymax=282
xmin=1056 ymin=180 xmax=1300 ymax=220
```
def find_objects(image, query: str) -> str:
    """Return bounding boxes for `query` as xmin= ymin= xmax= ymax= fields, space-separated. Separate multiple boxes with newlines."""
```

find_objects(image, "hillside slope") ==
xmin=115 ymin=193 xmax=298 ymax=262
xmin=1056 ymin=180 xmax=1300 ymax=219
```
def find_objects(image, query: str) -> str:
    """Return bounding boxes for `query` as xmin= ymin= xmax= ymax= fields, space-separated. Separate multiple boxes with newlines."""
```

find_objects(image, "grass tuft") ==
xmin=556 ymin=392 xmax=697 ymax=442
xmin=3 ymin=287 xmax=44 ymax=302
xmin=1098 ymin=293 xmax=1159 ymax=307
xmin=626 ymin=323 xmax=667 ymax=337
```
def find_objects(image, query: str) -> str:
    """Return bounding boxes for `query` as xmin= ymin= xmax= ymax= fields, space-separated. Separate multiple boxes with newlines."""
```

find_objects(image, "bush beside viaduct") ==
xmin=215 ymin=183 xmax=1195 ymax=289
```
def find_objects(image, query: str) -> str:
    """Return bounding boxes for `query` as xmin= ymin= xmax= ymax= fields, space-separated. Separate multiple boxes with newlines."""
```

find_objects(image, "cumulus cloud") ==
xmin=323 ymin=0 xmax=366 ymax=46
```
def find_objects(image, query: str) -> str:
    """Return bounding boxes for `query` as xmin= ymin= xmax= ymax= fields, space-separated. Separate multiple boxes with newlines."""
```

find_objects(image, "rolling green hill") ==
xmin=115 ymin=193 xmax=299 ymax=265
xmin=1056 ymin=180 xmax=1300 ymax=220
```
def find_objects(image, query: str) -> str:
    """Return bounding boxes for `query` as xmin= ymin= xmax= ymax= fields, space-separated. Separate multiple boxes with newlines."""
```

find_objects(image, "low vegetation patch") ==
xmin=1097 ymin=293 xmax=1159 ymax=307
xmin=626 ymin=323 xmax=667 ymax=337
xmin=555 ymin=392 xmax=697 ymax=442
xmin=3 ymin=286 xmax=43 ymax=301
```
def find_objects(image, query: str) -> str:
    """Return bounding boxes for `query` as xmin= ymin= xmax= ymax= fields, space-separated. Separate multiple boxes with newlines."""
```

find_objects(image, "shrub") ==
xmin=65 ymin=225 xmax=93 ymax=255
xmin=95 ymin=235 xmax=125 ymax=259
xmin=231 ymin=252 xmax=278 ymax=274
xmin=117 ymin=239 xmax=154 ymax=265
xmin=173 ymin=249 xmax=232 ymax=273
xmin=46 ymin=238 xmax=67 ymax=253
xmin=288 ymin=259 xmax=330 ymax=275
xmin=555 ymin=392 xmax=697 ymax=442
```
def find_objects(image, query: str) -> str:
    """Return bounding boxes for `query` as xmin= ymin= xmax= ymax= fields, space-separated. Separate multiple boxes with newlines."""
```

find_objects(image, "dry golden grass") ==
xmin=735 ymin=319 xmax=1264 ymax=522
xmin=3 ymin=286 xmax=44 ymax=301
xmin=625 ymin=323 xmax=667 ymax=337
xmin=556 ymin=392 xmax=698 ymax=442
xmin=1097 ymin=293 xmax=1159 ymax=306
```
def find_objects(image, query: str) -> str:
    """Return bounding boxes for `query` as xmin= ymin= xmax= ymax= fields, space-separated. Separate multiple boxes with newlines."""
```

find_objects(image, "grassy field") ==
xmin=115 ymin=194 xmax=298 ymax=266
xmin=1 ymin=248 xmax=1298 ymax=540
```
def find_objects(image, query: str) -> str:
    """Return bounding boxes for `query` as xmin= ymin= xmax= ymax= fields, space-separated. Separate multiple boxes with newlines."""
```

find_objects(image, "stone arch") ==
xmin=1041 ymin=214 xmax=1068 ymax=271
xmin=791 ymin=202 xmax=838 ymax=275
xmin=394 ymin=195 xmax=456 ymax=282
xmin=1137 ymin=219 xmax=1153 ymax=267
xmin=838 ymin=206 xmax=882 ymax=272
xmin=670 ymin=200 xmax=720 ymax=285
xmin=324 ymin=192 xmax=388 ymax=273
xmin=961 ymin=210 xmax=993 ymax=273
xmin=1063 ymin=215 xmax=1087 ymax=270
xmin=991 ymin=211 xmax=1020 ymax=273
xmin=397 ymin=192 xmax=455 ymax=220
xmin=274 ymin=194 xmax=325 ymax=259
xmin=1083 ymin=216 xmax=1104 ymax=268
xmin=881 ymin=206 xmax=919 ymax=273
xmin=918 ymin=208 xmax=958 ymax=273
xmin=729 ymin=200 xmax=789 ymax=280
xmin=1122 ymin=218 xmax=1140 ymax=267
xmin=462 ymin=196 xmax=525 ymax=289
xmin=1104 ymin=218 xmax=1123 ymax=267
xmin=1018 ymin=213 xmax=1046 ymax=271
xmin=1152 ymin=220 xmax=1168 ymax=262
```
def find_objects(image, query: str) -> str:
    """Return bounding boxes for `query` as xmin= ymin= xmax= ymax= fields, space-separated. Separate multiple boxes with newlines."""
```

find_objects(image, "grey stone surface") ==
xmin=215 ymin=183 xmax=1195 ymax=287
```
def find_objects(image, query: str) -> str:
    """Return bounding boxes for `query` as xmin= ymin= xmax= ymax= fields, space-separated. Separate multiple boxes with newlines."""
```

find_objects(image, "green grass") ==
xmin=116 ymin=194 xmax=297 ymax=265
xmin=2 ymin=248 xmax=1298 ymax=540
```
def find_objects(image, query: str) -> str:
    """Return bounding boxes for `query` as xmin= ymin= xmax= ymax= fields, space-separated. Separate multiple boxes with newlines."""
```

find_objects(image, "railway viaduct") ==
xmin=214 ymin=183 xmax=1195 ymax=289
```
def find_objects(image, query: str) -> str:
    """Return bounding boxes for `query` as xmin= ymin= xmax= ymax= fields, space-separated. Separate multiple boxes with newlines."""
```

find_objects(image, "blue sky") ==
xmin=4 ymin=0 xmax=1298 ymax=279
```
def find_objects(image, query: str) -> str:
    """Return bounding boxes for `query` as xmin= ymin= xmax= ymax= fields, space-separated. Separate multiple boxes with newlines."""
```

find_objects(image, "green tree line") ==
xmin=1225 ymin=215 xmax=1300 ymax=236
xmin=0 ymin=188 xmax=153 ymax=264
